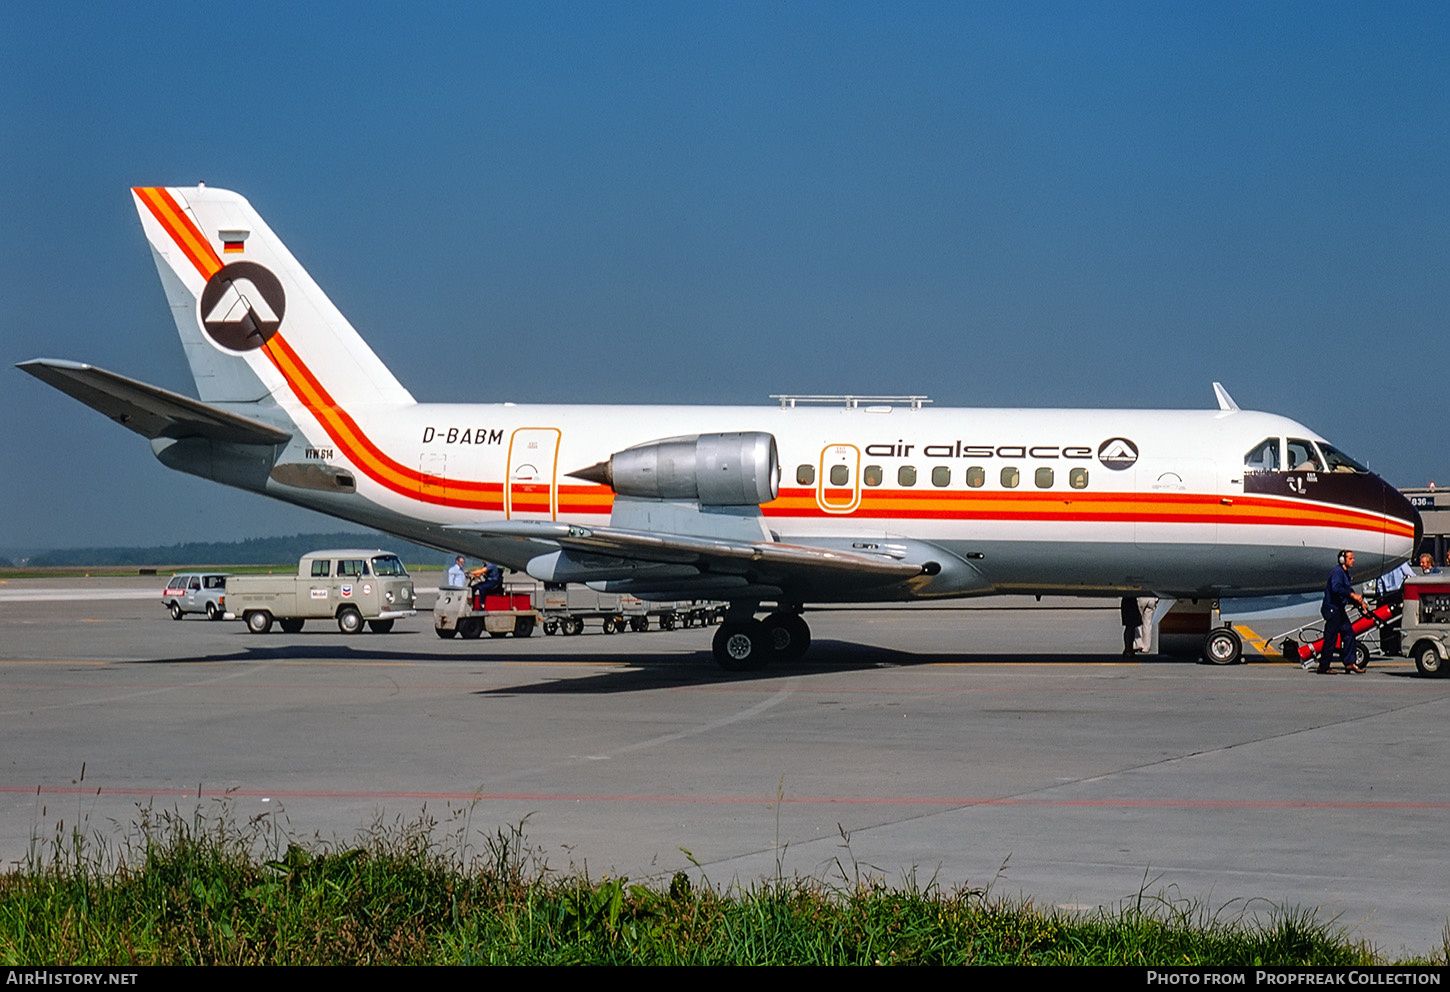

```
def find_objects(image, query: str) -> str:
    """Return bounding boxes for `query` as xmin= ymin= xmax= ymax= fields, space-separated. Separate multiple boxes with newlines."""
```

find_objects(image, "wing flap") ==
xmin=17 ymin=359 xmax=292 ymax=445
xmin=445 ymin=520 xmax=926 ymax=581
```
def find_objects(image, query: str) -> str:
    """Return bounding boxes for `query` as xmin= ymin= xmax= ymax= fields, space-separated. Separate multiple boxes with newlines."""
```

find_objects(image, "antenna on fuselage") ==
xmin=1212 ymin=382 xmax=1240 ymax=412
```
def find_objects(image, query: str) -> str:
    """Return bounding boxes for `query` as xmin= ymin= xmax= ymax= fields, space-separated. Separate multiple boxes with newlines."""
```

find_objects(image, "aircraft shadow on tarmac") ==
xmin=123 ymin=640 xmax=1422 ymax=693
xmin=471 ymin=642 xmax=1218 ymax=695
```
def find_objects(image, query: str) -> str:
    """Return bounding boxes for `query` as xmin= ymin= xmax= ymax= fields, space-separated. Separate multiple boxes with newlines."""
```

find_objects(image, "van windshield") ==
xmin=371 ymin=555 xmax=408 ymax=577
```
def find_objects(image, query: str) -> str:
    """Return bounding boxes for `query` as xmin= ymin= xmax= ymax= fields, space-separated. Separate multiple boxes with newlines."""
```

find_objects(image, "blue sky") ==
xmin=2 ymin=1 xmax=1447 ymax=550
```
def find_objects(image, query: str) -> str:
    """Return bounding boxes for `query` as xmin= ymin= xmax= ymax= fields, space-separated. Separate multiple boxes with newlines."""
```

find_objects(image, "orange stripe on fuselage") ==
xmin=261 ymin=333 xmax=504 ymax=510
xmin=761 ymin=487 xmax=1413 ymax=538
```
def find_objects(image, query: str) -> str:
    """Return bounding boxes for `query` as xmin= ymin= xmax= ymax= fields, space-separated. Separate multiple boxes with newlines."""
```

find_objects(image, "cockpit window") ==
xmin=1286 ymin=439 xmax=1323 ymax=472
xmin=1245 ymin=438 xmax=1280 ymax=472
xmin=1319 ymin=442 xmax=1368 ymax=474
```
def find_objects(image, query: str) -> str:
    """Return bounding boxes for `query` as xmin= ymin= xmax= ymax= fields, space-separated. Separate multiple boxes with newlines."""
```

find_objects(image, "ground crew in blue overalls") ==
xmin=1320 ymin=550 xmax=1368 ymax=674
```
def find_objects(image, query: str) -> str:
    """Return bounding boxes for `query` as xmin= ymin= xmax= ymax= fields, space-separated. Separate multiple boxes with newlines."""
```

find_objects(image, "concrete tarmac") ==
xmin=2 ymin=574 xmax=1447 ymax=957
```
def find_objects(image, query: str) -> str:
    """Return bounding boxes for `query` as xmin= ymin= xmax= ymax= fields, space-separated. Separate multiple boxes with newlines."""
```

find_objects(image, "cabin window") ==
xmin=931 ymin=466 xmax=951 ymax=487
xmin=965 ymin=466 xmax=985 ymax=488
xmin=863 ymin=465 xmax=883 ymax=487
xmin=796 ymin=464 xmax=815 ymax=485
xmin=338 ymin=559 xmax=366 ymax=578
xmin=1286 ymin=439 xmax=1323 ymax=472
xmin=204 ymin=576 xmax=225 ymax=589
xmin=1035 ymin=467 xmax=1054 ymax=488
xmin=188 ymin=577 xmax=201 ymax=591
xmin=1320 ymin=442 xmax=1368 ymax=474
xmin=898 ymin=465 xmax=917 ymax=486
xmin=1245 ymin=438 xmax=1280 ymax=472
xmin=1001 ymin=467 xmax=1020 ymax=488
xmin=311 ymin=559 xmax=331 ymax=578
xmin=828 ymin=464 xmax=848 ymax=486
xmin=1069 ymin=467 xmax=1089 ymax=489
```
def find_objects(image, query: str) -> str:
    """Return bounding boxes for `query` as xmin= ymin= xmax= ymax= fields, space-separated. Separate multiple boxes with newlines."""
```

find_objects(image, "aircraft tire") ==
xmin=169 ymin=602 xmax=183 ymax=621
xmin=368 ymin=619 xmax=394 ymax=634
xmin=1203 ymin=627 xmax=1242 ymax=665
xmin=245 ymin=610 xmax=272 ymax=635
xmin=713 ymin=621 xmax=769 ymax=672
xmin=279 ymin=618 xmax=305 ymax=634
xmin=764 ymin=613 xmax=811 ymax=660
xmin=1414 ymin=641 xmax=1445 ymax=677
xmin=337 ymin=607 xmax=363 ymax=635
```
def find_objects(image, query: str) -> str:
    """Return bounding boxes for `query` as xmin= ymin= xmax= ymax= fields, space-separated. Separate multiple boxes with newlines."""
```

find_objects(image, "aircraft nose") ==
xmin=1380 ymin=474 xmax=1421 ymax=552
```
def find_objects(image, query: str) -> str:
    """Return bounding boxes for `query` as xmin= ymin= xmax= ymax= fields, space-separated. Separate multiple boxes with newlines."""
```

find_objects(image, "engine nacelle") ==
xmin=583 ymin=432 xmax=780 ymax=506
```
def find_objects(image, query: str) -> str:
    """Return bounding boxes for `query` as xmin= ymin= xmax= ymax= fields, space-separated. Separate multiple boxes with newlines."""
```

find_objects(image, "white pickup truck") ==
xmin=226 ymin=550 xmax=417 ymax=634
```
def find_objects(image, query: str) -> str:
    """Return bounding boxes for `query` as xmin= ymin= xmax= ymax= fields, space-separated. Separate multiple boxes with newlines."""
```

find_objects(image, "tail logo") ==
xmin=198 ymin=262 xmax=287 ymax=352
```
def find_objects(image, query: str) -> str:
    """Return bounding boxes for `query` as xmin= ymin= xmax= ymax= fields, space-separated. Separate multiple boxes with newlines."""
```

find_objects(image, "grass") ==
xmin=1 ymin=803 xmax=1441 ymax=966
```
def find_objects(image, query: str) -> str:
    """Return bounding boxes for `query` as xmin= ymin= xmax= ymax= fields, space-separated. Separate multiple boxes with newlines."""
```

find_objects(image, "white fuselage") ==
xmin=223 ymin=397 xmax=1416 ymax=601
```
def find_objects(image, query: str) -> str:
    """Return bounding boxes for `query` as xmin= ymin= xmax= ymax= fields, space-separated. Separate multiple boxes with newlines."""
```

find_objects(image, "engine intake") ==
xmin=572 ymin=432 xmax=780 ymax=506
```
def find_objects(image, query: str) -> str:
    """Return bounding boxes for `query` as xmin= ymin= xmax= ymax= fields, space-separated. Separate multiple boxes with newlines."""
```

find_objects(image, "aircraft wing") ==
xmin=17 ymin=359 xmax=292 ymax=446
xmin=445 ymin=519 xmax=930 ymax=589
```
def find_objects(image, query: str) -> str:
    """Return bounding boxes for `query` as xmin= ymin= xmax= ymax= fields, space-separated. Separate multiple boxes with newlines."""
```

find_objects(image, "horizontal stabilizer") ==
xmin=17 ymin=359 xmax=292 ymax=446
xmin=445 ymin=520 xmax=928 ymax=583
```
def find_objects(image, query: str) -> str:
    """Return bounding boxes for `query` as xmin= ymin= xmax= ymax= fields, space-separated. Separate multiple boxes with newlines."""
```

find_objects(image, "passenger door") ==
xmin=506 ymin=428 xmax=561 ymax=520
xmin=815 ymin=444 xmax=861 ymax=514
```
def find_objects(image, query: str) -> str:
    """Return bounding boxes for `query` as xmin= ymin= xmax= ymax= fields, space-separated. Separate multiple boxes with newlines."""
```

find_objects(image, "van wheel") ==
xmin=367 ymin=619 xmax=394 ymax=634
xmin=1415 ymin=641 xmax=1445 ymax=677
xmin=337 ymin=608 xmax=363 ymax=635
xmin=206 ymin=602 xmax=221 ymax=621
xmin=245 ymin=611 xmax=273 ymax=635
xmin=169 ymin=602 xmax=183 ymax=621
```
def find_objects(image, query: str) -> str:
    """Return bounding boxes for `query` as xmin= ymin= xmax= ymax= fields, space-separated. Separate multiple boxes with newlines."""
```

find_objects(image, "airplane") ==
xmin=18 ymin=185 xmax=1420 ymax=670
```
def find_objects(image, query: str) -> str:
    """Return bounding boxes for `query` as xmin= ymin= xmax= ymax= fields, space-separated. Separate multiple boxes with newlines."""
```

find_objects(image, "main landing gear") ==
xmin=711 ymin=606 xmax=811 ymax=671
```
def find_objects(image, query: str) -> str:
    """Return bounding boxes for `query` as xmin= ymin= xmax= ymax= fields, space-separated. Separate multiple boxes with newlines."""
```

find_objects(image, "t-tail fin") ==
xmin=132 ymin=185 xmax=414 ymax=408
